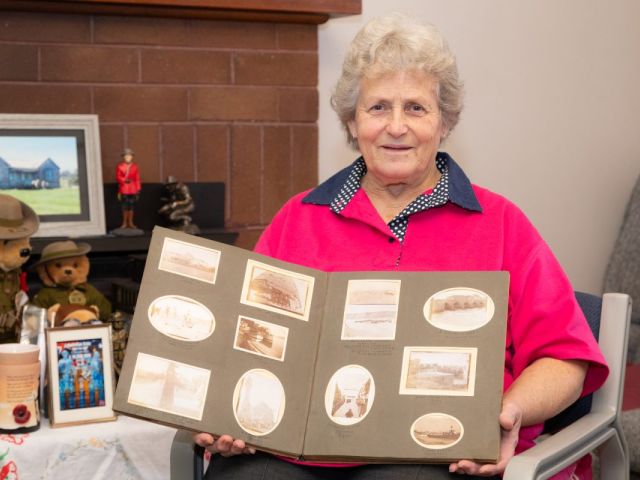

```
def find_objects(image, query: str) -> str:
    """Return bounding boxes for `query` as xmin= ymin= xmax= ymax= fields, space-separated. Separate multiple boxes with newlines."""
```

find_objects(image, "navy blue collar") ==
xmin=302 ymin=152 xmax=482 ymax=212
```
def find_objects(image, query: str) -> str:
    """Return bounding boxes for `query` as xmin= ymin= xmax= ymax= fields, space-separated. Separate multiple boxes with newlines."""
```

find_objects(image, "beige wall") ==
xmin=318 ymin=0 xmax=640 ymax=294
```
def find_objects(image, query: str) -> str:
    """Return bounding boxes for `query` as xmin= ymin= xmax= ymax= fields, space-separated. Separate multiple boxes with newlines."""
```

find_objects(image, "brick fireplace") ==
xmin=0 ymin=1 xmax=360 ymax=248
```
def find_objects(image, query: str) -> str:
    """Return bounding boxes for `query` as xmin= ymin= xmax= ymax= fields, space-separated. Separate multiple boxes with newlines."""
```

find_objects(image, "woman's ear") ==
xmin=347 ymin=119 xmax=357 ymax=139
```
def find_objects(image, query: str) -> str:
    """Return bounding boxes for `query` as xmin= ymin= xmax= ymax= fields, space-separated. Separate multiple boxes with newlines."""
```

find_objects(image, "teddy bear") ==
xmin=48 ymin=303 xmax=101 ymax=327
xmin=32 ymin=240 xmax=112 ymax=322
xmin=0 ymin=193 xmax=39 ymax=343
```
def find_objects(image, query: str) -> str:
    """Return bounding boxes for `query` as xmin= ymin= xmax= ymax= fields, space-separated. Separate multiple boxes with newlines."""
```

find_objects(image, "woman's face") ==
xmin=348 ymin=70 xmax=447 ymax=188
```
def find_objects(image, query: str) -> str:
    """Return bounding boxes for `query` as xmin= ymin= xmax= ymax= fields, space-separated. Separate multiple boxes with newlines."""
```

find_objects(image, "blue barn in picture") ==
xmin=0 ymin=157 xmax=60 ymax=189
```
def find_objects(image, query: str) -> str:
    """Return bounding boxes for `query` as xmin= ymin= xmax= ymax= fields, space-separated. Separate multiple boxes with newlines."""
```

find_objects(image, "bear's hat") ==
xmin=0 ymin=194 xmax=39 ymax=239
xmin=33 ymin=240 xmax=91 ymax=267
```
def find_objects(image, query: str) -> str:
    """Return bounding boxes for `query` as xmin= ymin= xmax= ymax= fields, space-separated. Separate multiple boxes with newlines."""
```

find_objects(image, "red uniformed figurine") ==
xmin=116 ymin=148 xmax=141 ymax=230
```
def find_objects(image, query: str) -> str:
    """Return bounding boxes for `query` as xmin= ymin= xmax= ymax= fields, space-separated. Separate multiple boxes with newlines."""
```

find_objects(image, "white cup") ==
xmin=0 ymin=343 xmax=41 ymax=431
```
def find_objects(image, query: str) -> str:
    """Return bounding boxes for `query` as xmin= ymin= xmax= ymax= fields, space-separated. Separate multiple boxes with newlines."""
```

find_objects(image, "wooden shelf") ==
xmin=0 ymin=0 xmax=361 ymax=24
xmin=26 ymin=228 xmax=239 ymax=301
xmin=29 ymin=228 xmax=238 ymax=256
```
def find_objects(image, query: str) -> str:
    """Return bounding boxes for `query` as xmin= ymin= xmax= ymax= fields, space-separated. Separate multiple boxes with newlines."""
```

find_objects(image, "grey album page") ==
xmin=302 ymin=270 xmax=509 ymax=463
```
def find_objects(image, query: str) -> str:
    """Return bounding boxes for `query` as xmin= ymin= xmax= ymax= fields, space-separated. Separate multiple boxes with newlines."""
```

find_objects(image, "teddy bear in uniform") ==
xmin=32 ymin=240 xmax=112 ymax=321
xmin=0 ymin=194 xmax=39 ymax=343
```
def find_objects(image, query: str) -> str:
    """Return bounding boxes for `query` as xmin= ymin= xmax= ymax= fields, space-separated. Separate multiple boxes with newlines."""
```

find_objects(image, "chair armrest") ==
xmin=503 ymin=410 xmax=616 ymax=480
xmin=170 ymin=429 xmax=198 ymax=480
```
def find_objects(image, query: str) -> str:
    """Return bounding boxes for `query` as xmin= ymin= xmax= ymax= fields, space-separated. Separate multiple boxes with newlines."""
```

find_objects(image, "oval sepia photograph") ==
xmin=423 ymin=287 xmax=495 ymax=332
xmin=410 ymin=412 xmax=464 ymax=450
xmin=233 ymin=369 xmax=286 ymax=436
xmin=324 ymin=364 xmax=375 ymax=426
xmin=148 ymin=295 xmax=215 ymax=342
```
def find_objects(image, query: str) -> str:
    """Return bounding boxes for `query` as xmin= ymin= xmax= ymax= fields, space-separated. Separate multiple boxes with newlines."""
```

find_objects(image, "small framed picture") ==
xmin=0 ymin=113 xmax=105 ymax=237
xmin=46 ymin=324 xmax=116 ymax=427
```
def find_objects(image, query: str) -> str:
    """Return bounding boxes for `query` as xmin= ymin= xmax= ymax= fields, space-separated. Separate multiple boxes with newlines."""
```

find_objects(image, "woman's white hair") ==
xmin=331 ymin=12 xmax=464 ymax=149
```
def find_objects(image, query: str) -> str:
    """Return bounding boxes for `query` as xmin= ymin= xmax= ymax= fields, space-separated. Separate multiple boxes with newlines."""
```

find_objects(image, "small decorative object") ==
xmin=32 ymin=240 xmax=112 ymax=322
xmin=112 ymin=148 xmax=143 ymax=237
xmin=19 ymin=305 xmax=47 ymax=346
xmin=0 ymin=194 xmax=39 ymax=344
xmin=49 ymin=304 xmax=101 ymax=328
xmin=19 ymin=304 xmax=48 ymax=414
xmin=0 ymin=343 xmax=41 ymax=432
xmin=45 ymin=324 xmax=116 ymax=427
xmin=158 ymin=176 xmax=200 ymax=235
xmin=109 ymin=310 xmax=131 ymax=381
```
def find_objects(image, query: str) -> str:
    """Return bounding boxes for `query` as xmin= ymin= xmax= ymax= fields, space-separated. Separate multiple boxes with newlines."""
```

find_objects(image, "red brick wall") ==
xmin=0 ymin=11 xmax=319 ymax=248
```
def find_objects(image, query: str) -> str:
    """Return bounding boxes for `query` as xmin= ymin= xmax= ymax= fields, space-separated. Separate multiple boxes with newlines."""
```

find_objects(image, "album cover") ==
xmin=114 ymin=227 xmax=509 ymax=463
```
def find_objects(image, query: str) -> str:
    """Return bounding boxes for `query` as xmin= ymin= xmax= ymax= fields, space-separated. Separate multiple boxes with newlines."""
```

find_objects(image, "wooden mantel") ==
xmin=0 ymin=0 xmax=362 ymax=24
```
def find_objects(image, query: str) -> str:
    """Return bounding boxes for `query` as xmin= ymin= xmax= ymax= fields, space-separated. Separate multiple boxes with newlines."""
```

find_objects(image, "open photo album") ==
xmin=114 ymin=226 xmax=509 ymax=463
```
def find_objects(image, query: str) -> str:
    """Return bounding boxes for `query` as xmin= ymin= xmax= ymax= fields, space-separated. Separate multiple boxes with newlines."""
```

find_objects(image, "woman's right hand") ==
xmin=193 ymin=433 xmax=256 ymax=457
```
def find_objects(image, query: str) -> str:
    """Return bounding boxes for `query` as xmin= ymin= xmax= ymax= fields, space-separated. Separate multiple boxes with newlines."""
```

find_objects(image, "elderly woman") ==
xmin=195 ymin=13 xmax=607 ymax=479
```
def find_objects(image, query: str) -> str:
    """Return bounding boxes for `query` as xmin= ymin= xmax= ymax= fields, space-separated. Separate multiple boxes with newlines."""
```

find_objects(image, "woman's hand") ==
xmin=448 ymin=401 xmax=522 ymax=476
xmin=193 ymin=433 xmax=256 ymax=457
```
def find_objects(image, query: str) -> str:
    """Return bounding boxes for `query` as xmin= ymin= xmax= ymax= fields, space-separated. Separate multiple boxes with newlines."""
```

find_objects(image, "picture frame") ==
xmin=0 ymin=113 xmax=105 ymax=237
xmin=46 ymin=324 xmax=116 ymax=427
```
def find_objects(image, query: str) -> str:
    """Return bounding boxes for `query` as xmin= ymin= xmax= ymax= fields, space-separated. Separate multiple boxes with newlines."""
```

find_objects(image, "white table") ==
xmin=0 ymin=414 xmax=177 ymax=479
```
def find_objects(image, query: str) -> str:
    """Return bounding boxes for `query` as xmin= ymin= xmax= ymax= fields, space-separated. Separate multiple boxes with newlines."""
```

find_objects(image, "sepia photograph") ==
xmin=234 ymin=316 xmax=288 ymax=362
xmin=233 ymin=369 xmax=285 ymax=436
xmin=148 ymin=295 xmax=215 ymax=342
xmin=241 ymin=259 xmax=314 ymax=321
xmin=324 ymin=365 xmax=375 ymax=426
xmin=127 ymin=353 xmax=210 ymax=421
xmin=341 ymin=279 xmax=401 ymax=340
xmin=399 ymin=347 xmax=477 ymax=396
xmin=423 ymin=287 xmax=495 ymax=332
xmin=410 ymin=413 xmax=464 ymax=449
xmin=158 ymin=237 xmax=221 ymax=284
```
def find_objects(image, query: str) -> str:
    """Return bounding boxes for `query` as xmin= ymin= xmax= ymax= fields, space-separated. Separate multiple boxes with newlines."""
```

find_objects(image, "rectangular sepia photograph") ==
xmin=341 ymin=279 xmax=401 ymax=340
xmin=127 ymin=352 xmax=210 ymax=421
xmin=399 ymin=346 xmax=477 ymax=396
xmin=158 ymin=237 xmax=221 ymax=284
xmin=233 ymin=315 xmax=289 ymax=362
xmin=240 ymin=259 xmax=315 ymax=321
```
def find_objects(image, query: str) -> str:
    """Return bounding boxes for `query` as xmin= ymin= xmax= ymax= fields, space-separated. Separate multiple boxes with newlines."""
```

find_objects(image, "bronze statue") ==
xmin=158 ymin=176 xmax=200 ymax=234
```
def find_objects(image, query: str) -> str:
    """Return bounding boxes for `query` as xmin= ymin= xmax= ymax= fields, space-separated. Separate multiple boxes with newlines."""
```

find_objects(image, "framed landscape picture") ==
xmin=0 ymin=114 xmax=105 ymax=237
xmin=46 ymin=324 xmax=116 ymax=427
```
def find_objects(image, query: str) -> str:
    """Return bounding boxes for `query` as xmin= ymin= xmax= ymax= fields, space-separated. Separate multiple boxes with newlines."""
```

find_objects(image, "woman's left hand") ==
xmin=448 ymin=401 xmax=522 ymax=476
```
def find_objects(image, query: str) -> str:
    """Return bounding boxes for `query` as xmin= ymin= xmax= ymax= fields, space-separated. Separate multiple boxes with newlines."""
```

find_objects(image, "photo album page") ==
xmin=114 ymin=226 xmax=509 ymax=463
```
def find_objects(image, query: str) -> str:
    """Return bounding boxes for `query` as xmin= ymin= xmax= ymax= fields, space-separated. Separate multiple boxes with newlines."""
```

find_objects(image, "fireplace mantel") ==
xmin=0 ymin=0 xmax=361 ymax=24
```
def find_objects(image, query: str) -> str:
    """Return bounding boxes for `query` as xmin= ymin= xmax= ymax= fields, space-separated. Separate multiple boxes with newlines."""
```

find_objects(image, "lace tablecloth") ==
xmin=0 ymin=415 xmax=176 ymax=479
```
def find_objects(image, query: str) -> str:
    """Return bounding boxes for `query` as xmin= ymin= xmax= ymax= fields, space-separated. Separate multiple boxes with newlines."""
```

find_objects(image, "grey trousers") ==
xmin=205 ymin=452 xmax=501 ymax=479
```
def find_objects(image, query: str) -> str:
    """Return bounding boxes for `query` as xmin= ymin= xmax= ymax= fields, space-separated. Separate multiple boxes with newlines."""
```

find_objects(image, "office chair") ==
xmin=170 ymin=292 xmax=632 ymax=480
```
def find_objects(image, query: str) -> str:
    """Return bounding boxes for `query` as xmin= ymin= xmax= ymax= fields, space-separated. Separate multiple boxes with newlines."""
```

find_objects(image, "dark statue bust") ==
xmin=158 ymin=176 xmax=200 ymax=235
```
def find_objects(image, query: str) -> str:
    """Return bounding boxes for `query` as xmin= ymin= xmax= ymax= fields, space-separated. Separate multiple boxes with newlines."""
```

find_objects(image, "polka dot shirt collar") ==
xmin=329 ymin=154 xmax=450 ymax=241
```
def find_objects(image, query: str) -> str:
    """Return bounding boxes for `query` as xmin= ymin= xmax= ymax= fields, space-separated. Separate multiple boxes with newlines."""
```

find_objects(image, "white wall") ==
xmin=318 ymin=0 xmax=640 ymax=294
